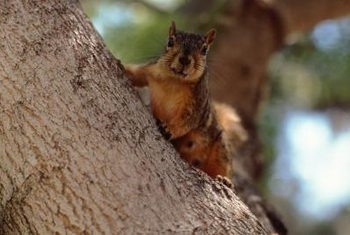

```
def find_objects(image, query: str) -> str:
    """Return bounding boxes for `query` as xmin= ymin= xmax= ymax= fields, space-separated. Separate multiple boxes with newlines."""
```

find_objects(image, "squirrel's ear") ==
xmin=205 ymin=29 xmax=216 ymax=45
xmin=169 ymin=21 xmax=176 ymax=37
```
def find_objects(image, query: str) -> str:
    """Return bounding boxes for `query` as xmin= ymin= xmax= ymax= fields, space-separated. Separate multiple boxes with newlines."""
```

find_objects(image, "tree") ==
xmin=0 ymin=0 xmax=267 ymax=234
xmin=1 ymin=0 xmax=349 ymax=234
xmin=208 ymin=0 xmax=350 ymax=179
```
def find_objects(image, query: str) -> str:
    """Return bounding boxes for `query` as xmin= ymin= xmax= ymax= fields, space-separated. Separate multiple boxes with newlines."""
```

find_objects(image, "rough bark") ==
xmin=0 ymin=0 xmax=269 ymax=234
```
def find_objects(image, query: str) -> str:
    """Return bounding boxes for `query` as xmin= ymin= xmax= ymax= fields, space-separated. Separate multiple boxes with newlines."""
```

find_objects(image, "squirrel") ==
xmin=123 ymin=22 xmax=287 ymax=235
xmin=124 ymin=21 xmax=247 ymax=186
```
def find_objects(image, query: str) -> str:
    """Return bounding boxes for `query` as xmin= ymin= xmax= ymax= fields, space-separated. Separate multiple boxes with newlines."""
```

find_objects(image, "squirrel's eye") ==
xmin=201 ymin=45 xmax=208 ymax=55
xmin=167 ymin=38 xmax=174 ymax=48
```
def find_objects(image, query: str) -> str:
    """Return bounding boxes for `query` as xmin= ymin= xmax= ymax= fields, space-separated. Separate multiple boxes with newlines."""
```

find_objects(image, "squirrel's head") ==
xmin=158 ymin=21 xmax=216 ymax=82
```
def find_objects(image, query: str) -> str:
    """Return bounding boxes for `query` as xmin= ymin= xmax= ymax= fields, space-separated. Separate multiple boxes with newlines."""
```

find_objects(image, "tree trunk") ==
xmin=0 ymin=0 xmax=268 ymax=234
xmin=212 ymin=0 xmax=350 ymax=125
xmin=209 ymin=0 xmax=350 ymax=179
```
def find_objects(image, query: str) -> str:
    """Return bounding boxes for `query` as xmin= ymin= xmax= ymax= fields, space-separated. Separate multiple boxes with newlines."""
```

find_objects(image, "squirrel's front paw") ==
xmin=156 ymin=119 xmax=172 ymax=140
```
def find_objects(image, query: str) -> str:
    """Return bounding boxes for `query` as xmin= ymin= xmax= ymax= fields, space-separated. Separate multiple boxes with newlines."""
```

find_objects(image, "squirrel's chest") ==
xmin=148 ymin=81 xmax=192 ymax=121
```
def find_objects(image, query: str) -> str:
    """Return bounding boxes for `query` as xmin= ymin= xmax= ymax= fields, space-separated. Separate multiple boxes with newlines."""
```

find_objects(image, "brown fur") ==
xmin=124 ymin=22 xmax=247 ymax=185
xmin=173 ymin=103 xmax=247 ymax=184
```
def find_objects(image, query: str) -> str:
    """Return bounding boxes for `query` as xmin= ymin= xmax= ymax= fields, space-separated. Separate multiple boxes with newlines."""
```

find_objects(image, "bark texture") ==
xmin=0 ymin=0 xmax=268 ymax=234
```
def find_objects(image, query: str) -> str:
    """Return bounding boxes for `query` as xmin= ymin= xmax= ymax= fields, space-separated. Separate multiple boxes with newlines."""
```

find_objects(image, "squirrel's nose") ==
xmin=179 ymin=56 xmax=190 ymax=66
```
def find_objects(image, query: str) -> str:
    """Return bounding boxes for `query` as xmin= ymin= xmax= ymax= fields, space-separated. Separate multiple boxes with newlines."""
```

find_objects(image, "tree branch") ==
xmin=271 ymin=0 xmax=350 ymax=35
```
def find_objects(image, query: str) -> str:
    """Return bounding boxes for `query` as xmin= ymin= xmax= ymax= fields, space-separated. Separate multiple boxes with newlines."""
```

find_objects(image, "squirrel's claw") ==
xmin=215 ymin=175 xmax=233 ymax=189
xmin=156 ymin=119 xmax=172 ymax=140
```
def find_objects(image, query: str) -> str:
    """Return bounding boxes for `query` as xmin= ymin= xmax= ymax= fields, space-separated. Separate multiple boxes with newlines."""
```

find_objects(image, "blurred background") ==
xmin=81 ymin=1 xmax=350 ymax=234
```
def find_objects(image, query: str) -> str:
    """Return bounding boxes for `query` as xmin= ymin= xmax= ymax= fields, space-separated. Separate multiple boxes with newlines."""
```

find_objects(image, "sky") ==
xmin=273 ymin=110 xmax=350 ymax=220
